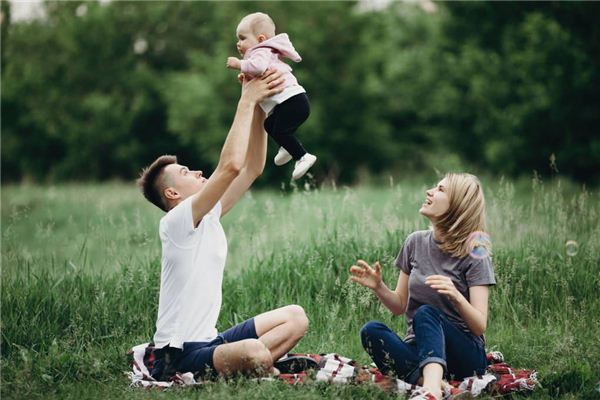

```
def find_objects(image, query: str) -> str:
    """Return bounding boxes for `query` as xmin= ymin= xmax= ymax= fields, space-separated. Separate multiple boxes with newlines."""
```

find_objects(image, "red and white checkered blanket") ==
xmin=126 ymin=343 xmax=538 ymax=396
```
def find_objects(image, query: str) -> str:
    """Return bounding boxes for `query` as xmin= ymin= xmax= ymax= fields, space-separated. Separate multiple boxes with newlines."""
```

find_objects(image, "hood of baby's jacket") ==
xmin=252 ymin=33 xmax=302 ymax=62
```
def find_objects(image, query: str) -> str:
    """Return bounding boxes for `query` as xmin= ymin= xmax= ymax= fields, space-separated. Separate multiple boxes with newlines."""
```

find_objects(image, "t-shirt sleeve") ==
xmin=465 ymin=256 xmax=496 ymax=287
xmin=395 ymin=232 xmax=416 ymax=274
xmin=159 ymin=198 xmax=222 ymax=247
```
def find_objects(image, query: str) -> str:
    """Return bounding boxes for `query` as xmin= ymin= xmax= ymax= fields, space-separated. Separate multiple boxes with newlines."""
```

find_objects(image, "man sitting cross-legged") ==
xmin=137 ymin=69 xmax=308 ymax=380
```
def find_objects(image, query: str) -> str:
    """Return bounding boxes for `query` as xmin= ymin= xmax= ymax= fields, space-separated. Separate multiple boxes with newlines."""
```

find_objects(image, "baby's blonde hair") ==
xmin=241 ymin=12 xmax=276 ymax=38
xmin=435 ymin=173 xmax=490 ymax=258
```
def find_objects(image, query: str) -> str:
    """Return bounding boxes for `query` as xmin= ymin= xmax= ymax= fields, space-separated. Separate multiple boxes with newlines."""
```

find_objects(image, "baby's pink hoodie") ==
xmin=240 ymin=33 xmax=302 ymax=89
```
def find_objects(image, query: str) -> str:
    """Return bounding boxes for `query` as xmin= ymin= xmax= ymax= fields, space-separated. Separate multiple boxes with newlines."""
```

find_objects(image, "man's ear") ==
xmin=164 ymin=187 xmax=180 ymax=201
xmin=257 ymin=34 xmax=267 ymax=43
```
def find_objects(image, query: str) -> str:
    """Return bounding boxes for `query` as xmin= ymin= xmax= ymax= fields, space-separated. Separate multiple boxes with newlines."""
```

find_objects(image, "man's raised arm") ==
xmin=190 ymin=71 xmax=282 ymax=226
xmin=219 ymin=103 xmax=268 ymax=216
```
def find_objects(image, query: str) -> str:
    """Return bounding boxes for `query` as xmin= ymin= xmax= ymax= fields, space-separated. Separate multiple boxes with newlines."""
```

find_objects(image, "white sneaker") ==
xmin=274 ymin=147 xmax=293 ymax=166
xmin=292 ymin=153 xmax=317 ymax=180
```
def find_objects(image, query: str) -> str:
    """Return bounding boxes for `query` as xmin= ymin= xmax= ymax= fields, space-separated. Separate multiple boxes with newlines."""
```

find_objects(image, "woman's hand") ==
xmin=425 ymin=275 xmax=463 ymax=304
xmin=349 ymin=260 xmax=383 ymax=290
xmin=240 ymin=68 xmax=284 ymax=104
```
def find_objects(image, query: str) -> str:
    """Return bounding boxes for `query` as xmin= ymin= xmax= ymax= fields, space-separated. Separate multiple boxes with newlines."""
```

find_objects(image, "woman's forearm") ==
xmin=373 ymin=282 xmax=406 ymax=316
xmin=454 ymin=295 xmax=487 ymax=336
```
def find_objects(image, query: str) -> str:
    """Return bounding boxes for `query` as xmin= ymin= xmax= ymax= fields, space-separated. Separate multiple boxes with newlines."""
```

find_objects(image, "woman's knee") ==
xmin=361 ymin=320 xmax=387 ymax=334
xmin=413 ymin=304 xmax=441 ymax=322
xmin=360 ymin=321 xmax=389 ymax=343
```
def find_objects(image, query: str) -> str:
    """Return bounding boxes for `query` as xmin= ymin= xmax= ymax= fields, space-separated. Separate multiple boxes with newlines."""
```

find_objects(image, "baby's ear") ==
xmin=257 ymin=34 xmax=267 ymax=43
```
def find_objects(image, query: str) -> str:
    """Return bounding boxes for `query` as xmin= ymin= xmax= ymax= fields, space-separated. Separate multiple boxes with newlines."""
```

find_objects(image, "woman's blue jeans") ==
xmin=360 ymin=305 xmax=487 ymax=384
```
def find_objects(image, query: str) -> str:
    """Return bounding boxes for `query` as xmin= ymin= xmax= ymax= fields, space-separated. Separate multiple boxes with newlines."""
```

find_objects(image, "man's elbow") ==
xmin=221 ymin=161 xmax=243 ymax=177
xmin=247 ymin=163 xmax=265 ymax=178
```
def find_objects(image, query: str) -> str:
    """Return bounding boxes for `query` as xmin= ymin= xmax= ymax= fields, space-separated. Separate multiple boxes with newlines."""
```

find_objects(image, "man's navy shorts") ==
xmin=151 ymin=318 xmax=258 ymax=379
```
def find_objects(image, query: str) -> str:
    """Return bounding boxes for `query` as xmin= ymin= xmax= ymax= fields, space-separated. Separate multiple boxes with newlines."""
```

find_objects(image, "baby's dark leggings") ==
xmin=264 ymin=93 xmax=310 ymax=160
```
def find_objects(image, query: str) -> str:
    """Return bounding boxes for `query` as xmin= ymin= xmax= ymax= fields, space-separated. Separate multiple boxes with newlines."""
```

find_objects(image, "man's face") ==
xmin=163 ymin=163 xmax=207 ymax=203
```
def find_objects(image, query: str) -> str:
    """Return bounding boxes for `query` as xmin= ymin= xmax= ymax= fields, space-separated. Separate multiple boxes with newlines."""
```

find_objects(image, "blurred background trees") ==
xmin=2 ymin=1 xmax=598 ymax=185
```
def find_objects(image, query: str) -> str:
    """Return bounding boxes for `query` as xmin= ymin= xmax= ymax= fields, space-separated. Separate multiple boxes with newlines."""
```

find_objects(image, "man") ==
xmin=137 ymin=70 xmax=309 ymax=380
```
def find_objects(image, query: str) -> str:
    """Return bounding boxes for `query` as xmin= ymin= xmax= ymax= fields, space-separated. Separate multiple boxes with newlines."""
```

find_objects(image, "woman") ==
xmin=350 ymin=173 xmax=496 ymax=400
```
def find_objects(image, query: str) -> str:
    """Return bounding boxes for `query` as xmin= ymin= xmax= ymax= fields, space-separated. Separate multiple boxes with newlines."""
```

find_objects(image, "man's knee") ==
xmin=285 ymin=304 xmax=309 ymax=337
xmin=243 ymin=339 xmax=273 ymax=372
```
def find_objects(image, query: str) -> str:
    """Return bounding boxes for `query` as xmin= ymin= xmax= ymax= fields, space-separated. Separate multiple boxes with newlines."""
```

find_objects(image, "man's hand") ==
xmin=227 ymin=57 xmax=241 ymax=70
xmin=240 ymin=68 xmax=284 ymax=105
xmin=237 ymin=73 xmax=245 ymax=85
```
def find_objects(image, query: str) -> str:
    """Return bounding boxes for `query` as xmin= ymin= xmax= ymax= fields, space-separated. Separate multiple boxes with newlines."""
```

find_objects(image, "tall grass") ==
xmin=1 ymin=178 xmax=599 ymax=399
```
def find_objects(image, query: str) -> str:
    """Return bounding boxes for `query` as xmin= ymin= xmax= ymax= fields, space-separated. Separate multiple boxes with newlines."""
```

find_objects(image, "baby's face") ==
xmin=236 ymin=21 xmax=260 ymax=56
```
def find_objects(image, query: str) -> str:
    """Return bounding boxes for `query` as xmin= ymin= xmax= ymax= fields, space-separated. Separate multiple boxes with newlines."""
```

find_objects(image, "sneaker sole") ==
xmin=274 ymin=154 xmax=293 ymax=166
xmin=292 ymin=157 xmax=317 ymax=180
xmin=274 ymin=356 xmax=320 ymax=374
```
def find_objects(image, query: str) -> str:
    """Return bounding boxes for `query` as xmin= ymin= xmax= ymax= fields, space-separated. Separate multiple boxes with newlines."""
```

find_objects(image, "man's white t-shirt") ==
xmin=153 ymin=197 xmax=227 ymax=349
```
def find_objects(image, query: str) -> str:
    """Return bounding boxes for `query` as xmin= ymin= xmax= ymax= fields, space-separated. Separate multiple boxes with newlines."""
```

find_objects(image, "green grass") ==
xmin=2 ymin=178 xmax=599 ymax=399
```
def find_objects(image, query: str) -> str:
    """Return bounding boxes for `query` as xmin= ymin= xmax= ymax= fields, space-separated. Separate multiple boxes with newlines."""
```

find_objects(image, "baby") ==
xmin=227 ymin=12 xmax=316 ymax=181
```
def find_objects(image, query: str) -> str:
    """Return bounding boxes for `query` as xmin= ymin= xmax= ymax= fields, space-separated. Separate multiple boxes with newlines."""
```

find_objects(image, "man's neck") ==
xmin=167 ymin=199 xmax=182 ymax=211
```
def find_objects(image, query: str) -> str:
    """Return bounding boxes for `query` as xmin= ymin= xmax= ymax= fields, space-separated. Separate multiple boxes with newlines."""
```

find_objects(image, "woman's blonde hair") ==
xmin=436 ymin=173 xmax=490 ymax=258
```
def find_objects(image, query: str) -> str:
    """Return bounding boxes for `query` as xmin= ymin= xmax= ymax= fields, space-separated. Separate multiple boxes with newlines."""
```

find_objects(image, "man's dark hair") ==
xmin=137 ymin=155 xmax=177 ymax=212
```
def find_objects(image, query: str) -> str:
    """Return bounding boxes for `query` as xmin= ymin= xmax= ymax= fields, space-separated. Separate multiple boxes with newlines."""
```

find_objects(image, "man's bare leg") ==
xmin=254 ymin=305 xmax=309 ymax=360
xmin=212 ymin=339 xmax=273 ymax=377
xmin=211 ymin=305 xmax=308 ymax=377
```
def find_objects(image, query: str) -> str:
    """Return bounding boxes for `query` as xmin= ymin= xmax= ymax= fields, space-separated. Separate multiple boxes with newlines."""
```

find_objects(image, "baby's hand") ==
xmin=226 ymin=57 xmax=241 ymax=70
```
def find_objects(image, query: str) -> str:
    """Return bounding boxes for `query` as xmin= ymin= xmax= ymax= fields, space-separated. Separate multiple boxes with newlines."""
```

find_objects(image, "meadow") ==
xmin=1 ymin=176 xmax=599 ymax=399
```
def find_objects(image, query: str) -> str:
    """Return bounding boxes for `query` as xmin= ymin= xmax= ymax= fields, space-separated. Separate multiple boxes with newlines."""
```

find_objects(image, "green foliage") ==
xmin=1 ymin=179 xmax=599 ymax=398
xmin=1 ymin=1 xmax=599 ymax=184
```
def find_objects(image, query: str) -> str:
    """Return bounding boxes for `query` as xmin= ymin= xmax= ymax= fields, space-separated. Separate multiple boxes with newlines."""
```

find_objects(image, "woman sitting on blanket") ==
xmin=350 ymin=173 xmax=496 ymax=400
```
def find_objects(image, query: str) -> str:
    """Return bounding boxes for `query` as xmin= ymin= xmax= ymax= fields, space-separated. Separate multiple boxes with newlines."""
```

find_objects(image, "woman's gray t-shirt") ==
xmin=395 ymin=230 xmax=496 ymax=343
